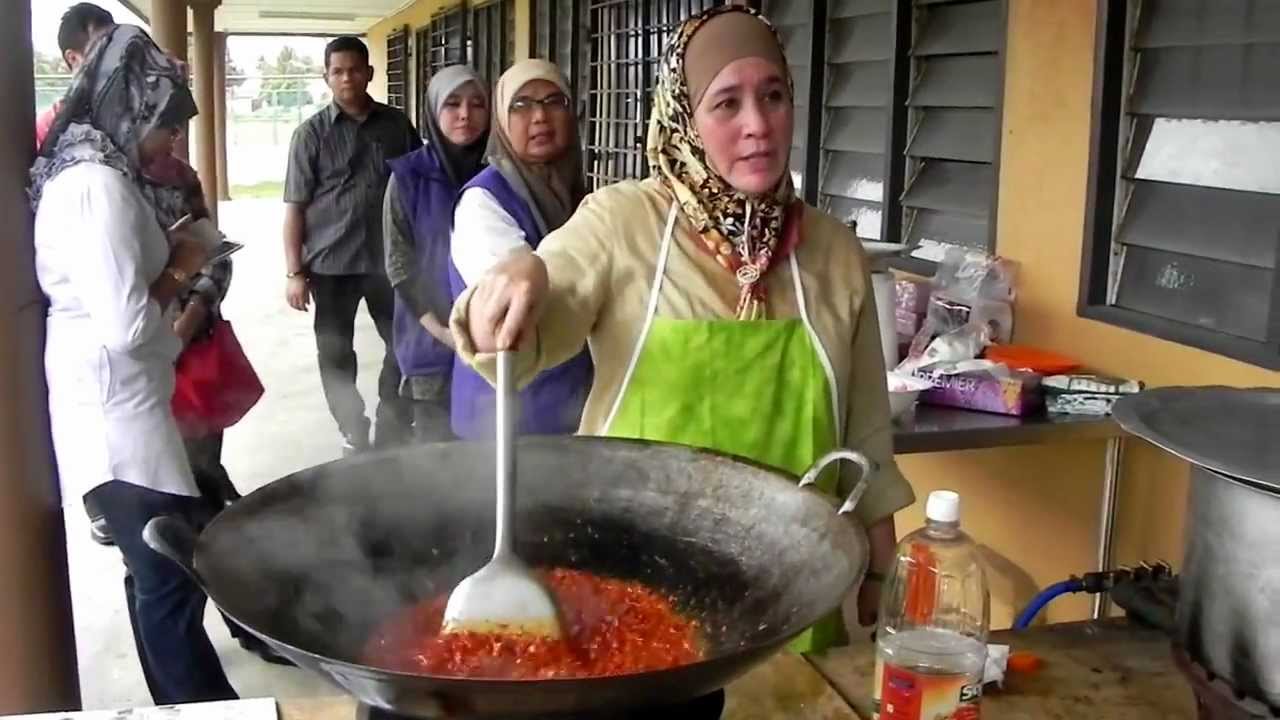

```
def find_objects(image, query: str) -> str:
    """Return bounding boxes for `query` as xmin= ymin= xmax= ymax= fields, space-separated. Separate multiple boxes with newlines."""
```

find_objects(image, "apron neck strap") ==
xmin=604 ymin=203 xmax=838 ymax=434
xmin=646 ymin=203 xmax=682 ymax=321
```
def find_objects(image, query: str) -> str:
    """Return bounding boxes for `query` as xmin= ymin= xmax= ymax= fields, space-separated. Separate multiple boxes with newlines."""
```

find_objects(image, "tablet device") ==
xmin=207 ymin=240 xmax=244 ymax=265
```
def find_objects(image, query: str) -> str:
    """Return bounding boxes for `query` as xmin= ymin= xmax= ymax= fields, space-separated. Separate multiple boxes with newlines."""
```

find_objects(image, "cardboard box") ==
xmin=914 ymin=368 xmax=1044 ymax=416
xmin=895 ymin=278 xmax=932 ymax=313
xmin=895 ymin=307 xmax=924 ymax=337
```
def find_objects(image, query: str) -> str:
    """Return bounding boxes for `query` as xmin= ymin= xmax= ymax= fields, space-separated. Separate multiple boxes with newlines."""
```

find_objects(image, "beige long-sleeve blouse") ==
xmin=451 ymin=178 xmax=915 ymax=526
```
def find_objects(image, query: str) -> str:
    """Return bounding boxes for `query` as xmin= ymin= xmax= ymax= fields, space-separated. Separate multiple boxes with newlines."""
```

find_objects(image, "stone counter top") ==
xmin=808 ymin=620 xmax=1195 ymax=719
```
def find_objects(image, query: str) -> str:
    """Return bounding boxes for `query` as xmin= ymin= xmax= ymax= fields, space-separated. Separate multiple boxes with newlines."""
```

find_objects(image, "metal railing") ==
xmin=33 ymin=73 xmax=328 ymax=188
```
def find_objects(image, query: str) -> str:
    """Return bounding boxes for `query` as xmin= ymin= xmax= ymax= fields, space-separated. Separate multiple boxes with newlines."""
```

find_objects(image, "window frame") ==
xmin=470 ymin=0 xmax=516 ymax=91
xmin=415 ymin=25 xmax=431 ymax=130
xmin=579 ymin=0 xmax=722 ymax=189
xmin=386 ymin=25 xmax=410 ymax=112
xmin=426 ymin=5 xmax=469 ymax=79
xmin=768 ymin=0 xmax=1008 ymax=275
xmin=558 ymin=0 xmax=1010 ymax=267
xmin=528 ymin=0 xmax=590 ymax=130
xmin=1078 ymin=0 xmax=1280 ymax=370
xmin=896 ymin=0 xmax=1008 ymax=264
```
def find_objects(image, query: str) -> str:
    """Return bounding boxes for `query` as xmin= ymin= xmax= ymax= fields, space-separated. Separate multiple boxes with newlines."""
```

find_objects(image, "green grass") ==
xmin=230 ymin=180 xmax=285 ymax=200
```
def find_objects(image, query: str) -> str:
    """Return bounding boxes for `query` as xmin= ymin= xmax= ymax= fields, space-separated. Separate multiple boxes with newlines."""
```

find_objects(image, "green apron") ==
xmin=602 ymin=204 xmax=848 ymax=654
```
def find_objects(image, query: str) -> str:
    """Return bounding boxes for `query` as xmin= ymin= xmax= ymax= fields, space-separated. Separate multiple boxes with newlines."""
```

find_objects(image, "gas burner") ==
xmin=1174 ymin=649 xmax=1280 ymax=720
xmin=356 ymin=689 xmax=725 ymax=720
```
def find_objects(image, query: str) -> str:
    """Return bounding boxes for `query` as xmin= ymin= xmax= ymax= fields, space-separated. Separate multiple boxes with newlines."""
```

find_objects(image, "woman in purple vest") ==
xmin=383 ymin=66 xmax=491 ymax=441
xmin=449 ymin=59 xmax=593 ymax=439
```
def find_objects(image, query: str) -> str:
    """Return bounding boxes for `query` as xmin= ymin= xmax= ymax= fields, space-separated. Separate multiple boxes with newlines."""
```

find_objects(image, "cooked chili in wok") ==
xmin=362 ymin=568 xmax=703 ymax=679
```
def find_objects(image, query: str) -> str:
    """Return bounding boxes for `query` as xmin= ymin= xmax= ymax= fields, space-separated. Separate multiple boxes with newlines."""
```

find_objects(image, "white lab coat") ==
xmin=34 ymin=163 xmax=198 ymax=507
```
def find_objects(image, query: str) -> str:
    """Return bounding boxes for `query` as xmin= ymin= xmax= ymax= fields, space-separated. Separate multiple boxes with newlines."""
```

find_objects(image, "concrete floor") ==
xmin=67 ymin=200 xmax=369 ymax=708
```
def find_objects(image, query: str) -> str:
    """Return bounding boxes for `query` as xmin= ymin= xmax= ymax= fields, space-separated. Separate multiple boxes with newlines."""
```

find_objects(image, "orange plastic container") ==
xmin=983 ymin=344 xmax=1081 ymax=375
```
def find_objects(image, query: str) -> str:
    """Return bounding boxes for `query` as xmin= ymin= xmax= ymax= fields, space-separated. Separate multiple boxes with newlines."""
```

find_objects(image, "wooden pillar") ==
xmin=149 ymin=0 xmax=190 ymax=160
xmin=191 ymin=1 xmax=221 ymax=221
xmin=213 ymin=31 xmax=230 ymax=202
xmin=0 ymin=1 xmax=81 ymax=713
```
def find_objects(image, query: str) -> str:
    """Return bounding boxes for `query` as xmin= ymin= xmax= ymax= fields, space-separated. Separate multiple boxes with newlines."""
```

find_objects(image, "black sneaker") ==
xmin=89 ymin=517 xmax=114 ymax=546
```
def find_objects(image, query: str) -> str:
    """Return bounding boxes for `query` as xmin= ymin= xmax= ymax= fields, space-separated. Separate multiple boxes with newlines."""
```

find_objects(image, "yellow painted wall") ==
xmin=366 ymin=0 xmax=533 ymax=122
xmin=895 ymin=0 xmax=1277 ymax=629
xmin=357 ymin=0 xmax=1278 ymax=629
xmin=514 ymin=0 xmax=531 ymax=61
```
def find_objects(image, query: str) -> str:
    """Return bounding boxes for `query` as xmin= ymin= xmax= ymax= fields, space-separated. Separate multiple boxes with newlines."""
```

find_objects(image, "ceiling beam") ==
xmin=118 ymin=0 xmax=150 ymax=24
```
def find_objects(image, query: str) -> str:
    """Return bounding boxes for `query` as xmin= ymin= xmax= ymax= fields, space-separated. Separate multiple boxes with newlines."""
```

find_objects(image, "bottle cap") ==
xmin=926 ymin=490 xmax=961 ymax=523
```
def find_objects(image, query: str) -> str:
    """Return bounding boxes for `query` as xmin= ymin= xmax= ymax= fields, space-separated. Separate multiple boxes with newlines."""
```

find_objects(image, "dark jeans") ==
xmin=411 ymin=394 xmax=454 ymax=443
xmin=310 ymin=273 xmax=411 ymax=447
xmin=86 ymin=481 xmax=238 ymax=705
xmin=185 ymin=433 xmax=241 ymax=508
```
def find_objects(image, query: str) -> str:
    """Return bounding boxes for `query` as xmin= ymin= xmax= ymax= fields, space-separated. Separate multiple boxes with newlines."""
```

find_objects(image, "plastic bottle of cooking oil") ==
xmin=872 ymin=490 xmax=989 ymax=720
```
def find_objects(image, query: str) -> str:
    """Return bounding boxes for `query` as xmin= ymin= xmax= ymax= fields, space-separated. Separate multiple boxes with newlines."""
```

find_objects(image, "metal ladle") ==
xmin=441 ymin=350 xmax=562 ymax=637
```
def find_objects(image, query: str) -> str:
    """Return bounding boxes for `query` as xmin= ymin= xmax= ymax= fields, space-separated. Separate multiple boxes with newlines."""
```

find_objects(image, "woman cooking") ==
xmin=384 ymin=65 xmax=492 ymax=442
xmin=448 ymin=59 xmax=593 ymax=440
xmin=450 ymin=6 xmax=914 ymax=652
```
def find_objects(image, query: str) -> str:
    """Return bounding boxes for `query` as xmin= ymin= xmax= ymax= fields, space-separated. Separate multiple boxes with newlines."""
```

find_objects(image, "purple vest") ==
xmin=387 ymin=147 xmax=457 ymax=379
xmin=449 ymin=168 xmax=593 ymax=439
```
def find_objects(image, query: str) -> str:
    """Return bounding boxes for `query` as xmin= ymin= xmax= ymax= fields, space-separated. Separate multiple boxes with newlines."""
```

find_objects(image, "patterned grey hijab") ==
xmin=29 ymin=24 xmax=197 ymax=209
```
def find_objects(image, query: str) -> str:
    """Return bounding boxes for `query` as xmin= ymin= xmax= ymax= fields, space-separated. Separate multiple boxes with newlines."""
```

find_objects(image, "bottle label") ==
xmin=874 ymin=661 xmax=982 ymax=720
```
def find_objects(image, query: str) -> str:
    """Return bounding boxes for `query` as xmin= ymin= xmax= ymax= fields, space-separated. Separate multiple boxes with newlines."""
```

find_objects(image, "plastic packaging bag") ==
xmin=897 ymin=324 xmax=992 ymax=375
xmin=931 ymin=246 xmax=1018 ymax=305
xmin=905 ymin=249 xmax=1018 ymax=360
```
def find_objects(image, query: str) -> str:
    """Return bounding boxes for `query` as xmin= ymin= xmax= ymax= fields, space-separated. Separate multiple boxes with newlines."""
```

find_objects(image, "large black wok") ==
xmin=145 ymin=437 xmax=870 ymax=718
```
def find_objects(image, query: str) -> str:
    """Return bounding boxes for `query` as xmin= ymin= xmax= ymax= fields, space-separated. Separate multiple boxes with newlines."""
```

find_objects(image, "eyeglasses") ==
xmin=509 ymin=93 xmax=572 ymax=114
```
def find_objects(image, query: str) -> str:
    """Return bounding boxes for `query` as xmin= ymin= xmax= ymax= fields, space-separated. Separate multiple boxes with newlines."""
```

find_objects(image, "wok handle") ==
xmin=143 ymin=515 xmax=204 ymax=585
xmin=798 ymin=449 xmax=877 ymax=516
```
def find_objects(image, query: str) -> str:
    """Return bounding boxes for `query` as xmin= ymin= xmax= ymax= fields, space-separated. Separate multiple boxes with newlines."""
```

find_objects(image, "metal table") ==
xmin=892 ymin=406 xmax=1127 ymax=618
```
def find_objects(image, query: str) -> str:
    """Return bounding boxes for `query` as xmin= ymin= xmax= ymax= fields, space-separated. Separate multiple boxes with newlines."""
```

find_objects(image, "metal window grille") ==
xmin=531 ymin=0 xmax=590 ymax=126
xmin=471 ymin=0 xmax=516 ymax=92
xmin=1105 ymin=0 xmax=1280 ymax=348
xmin=415 ymin=26 xmax=432 ymax=129
xmin=898 ymin=0 xmax=1004 ymax=258
xmin=532 ymin=0 xmax=555 ymax=58
xmin=428 ymin=6 xmax=468 ymax=78
xmin=386 ymin=26 xmax=409 ymax=111
xmin=583 ymin=0 xmax=721 ymax=189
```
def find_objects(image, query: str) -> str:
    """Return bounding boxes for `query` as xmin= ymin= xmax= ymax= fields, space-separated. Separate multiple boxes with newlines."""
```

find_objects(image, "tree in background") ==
xmin=33 ymin=50 xmax=68 ymax=75
xmin=226 ymin=45 xmax=247 ymax=89
xmin=33 ymin=50 xmax=71 ymax=109
xmin=256 ymin=45 xmax=321 ymax=108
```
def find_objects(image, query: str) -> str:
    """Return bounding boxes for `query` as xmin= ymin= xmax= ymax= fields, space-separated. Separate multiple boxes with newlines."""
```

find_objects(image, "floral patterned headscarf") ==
xmin=646 ymin=5 xmax=797 ymax=320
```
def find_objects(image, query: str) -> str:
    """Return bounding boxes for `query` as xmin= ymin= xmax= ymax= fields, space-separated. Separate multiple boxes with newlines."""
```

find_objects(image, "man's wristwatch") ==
xmin=286 ymin=269 xmax=307 ymax=280
xmin=164 ymin=267 xmax=192 ymax=287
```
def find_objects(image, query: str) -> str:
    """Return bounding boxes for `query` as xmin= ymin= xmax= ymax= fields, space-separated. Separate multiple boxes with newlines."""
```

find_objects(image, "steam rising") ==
xmin=195 ymin=439 xmax=860 ymax=669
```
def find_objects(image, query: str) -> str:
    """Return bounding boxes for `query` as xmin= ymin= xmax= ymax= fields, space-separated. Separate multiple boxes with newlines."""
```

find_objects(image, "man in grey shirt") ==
xmin=283 ymin=36 xmax=422 ymax=453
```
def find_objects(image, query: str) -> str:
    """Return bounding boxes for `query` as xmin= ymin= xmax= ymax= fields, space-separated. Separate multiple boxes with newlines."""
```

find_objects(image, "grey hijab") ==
xmin=29 ymin=24 xmax=197 ymax=209
xmin=423 ymin=65 xmax=489 ymax=187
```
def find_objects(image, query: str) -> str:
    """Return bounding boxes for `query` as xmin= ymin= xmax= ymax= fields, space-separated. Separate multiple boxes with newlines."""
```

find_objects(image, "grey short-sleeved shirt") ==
xmin=284 ymin=100 xmax=422 ymax=275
